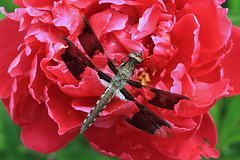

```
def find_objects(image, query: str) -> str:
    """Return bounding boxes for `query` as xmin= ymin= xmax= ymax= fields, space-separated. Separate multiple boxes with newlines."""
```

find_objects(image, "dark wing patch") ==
xmin=78 ymin=17 xmax=104 ymax=58
xmin=127 ymin=101 xmax=173 ymax=138
xmin=148 ymin=88 xmax=190 ymax=110
xmin=120 ymin=88 xmax=173 ymax=138
xmin=61 ymin=38 xmax=95 ymax=80
xmin=128 ymin=80 xmax=191 ymax=110
xmin=61 ymin=37 xmax=112 ymax=82
xmin=79 ymin=17 xmax=119 ymax=75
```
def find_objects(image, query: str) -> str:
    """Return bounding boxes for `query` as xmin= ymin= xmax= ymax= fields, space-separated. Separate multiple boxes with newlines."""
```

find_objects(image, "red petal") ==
xmin=181 ymin=79 xmax=229 ymax=117
xmin=59 ymin=69 xmax=107 ymax=97
xmin=175 ymin=0 xmax=188 ymax=10
xmin=2 ymin=76 xmax=79 ymax=153
xmin=89 ymin=9 xmax=128 ymax=37
xmin=45 ymin=84 xmax=83 ymax=135
xmin=88 ymin=11 xmax=112 ymax=37
xmin=131 ymin=4 xmax=166 ymax=40
xmin=8 ymin=50 xmax=35 ymax=77
xmin=221 ymin=26 xmax=240 ymax=96
xmin=197 ymin=113 xmax=217 ymax=147
xmin=177 ymin=0 xmax=231 ymax=53
xmin=20 ymin=94 xmax=80 ymax=153
xmin=170 ymin=13 xmax=200 ymax=69
xmin=193 ymin=79 xmax=229 ymax=105
xmin=21 ymin=0 xmax=55 ymax=7
xmin=0 ymin=18 xmax=26 ymax=98
xmin=0 ymin=7 xmax=32 ymax=31
xmin=29 ymin=54 xmax=50 ymax=103
xmin=13 ymin=0 xmax=25 ymax=7
xmin=53 ymin=2 xmax=82 ymax=34
xmin=64 ymin=0 xmax=94 ymax=8
xmin=173 ymin=113 xmax=219 ymax=159
xmin=85 ymin=119 xmax=176 ymax=160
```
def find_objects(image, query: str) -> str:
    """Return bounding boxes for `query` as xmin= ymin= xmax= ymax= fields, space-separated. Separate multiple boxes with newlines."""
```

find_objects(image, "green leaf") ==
xmin=223 ymin=127 xmax=240 ymax=146
xmin=0 ymin=13 xmax=6 ymax=19
xmin=210 ymin=99 xmax=223 ymax=130
xmin=220 ymin=96 xmax=240 ymax=145
xmin=229 ymin=0 xmax=240 ymax=12
xmin=0 ymin=1 xmax=19 ymax=12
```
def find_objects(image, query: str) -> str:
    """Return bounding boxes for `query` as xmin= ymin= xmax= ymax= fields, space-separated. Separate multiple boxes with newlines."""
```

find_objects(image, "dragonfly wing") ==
xmin=120 ymin=88 xmax=173 ymax=138
xmin=61 ymin=37 xmax=112 ymax=82
xmin=128 ymin=80 xmax=191 ymax=110
xmin=79 ymin=17 xmax=119 ymax=75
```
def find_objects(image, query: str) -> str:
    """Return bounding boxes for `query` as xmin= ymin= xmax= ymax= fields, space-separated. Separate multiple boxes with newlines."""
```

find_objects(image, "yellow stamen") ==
xmin=150 ymin=66 xmax=157 ymax=76
xmin=145 ymin=72 xmax=150 ymax=82
xmin=138 ymin=71 xmax=151 ymax=86
xmin=141 ymin=78 xmax=146 ymax=86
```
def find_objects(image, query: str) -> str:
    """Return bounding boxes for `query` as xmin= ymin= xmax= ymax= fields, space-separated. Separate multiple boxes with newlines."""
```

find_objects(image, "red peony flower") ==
xmin=1 ymin=0 xmax=240 ymax=159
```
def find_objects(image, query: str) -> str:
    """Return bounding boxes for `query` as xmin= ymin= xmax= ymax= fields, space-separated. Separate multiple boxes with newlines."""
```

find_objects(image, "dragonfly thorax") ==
xmin=111 ymin=73 xmax=129 ymax=89
xmin=111 ymin=52 xmax=141 ymax=89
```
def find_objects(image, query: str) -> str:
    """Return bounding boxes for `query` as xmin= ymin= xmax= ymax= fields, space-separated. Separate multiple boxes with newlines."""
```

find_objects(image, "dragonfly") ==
xmin=60 ymin=17 xmax=191 ymax=137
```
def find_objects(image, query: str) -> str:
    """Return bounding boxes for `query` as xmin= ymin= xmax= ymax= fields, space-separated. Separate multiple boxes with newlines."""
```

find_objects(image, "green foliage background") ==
xmin=0 ymin=0 xmax=240 ymax=159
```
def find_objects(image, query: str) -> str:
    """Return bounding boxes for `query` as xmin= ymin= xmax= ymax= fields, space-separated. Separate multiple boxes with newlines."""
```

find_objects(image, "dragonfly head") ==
xmin=128 ymin=51 xmax=143 ymax=65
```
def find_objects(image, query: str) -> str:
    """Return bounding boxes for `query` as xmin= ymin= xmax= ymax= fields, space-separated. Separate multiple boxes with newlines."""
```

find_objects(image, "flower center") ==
xmin=137 ymin=66 xmax=157 ymax=85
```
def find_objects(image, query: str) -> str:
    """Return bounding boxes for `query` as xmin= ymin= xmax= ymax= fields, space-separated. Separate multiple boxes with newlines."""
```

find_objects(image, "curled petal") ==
xmin=20 ymin=94 xmax=80 ymax=153
xmin=221 ymin=26 xmax=240 ymax=96
xmin=177 ymin=0 xmax=231 ymax=53
xmin=0 ymin=18 xmax=26 ymax=98
xmin=21 ymin=0 xmax=55 ymax=7
xmin=45 ymin=84 xmax=83 ymax=135
xmin=131 ymin=4 xmax=167 ymax=40
xmin=52 ymin=2 xmax=82 ymax=34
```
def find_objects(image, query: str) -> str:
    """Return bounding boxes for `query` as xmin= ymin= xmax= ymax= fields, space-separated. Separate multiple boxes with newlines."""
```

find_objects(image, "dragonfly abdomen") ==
xmin=80 ymin=85 xmax=117 ymax=133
